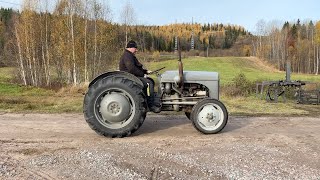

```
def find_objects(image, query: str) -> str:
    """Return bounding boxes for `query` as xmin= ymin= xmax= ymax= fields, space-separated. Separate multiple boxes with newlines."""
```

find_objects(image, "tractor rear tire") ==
xmin=190 ymin=98 xmax=228 ymax=134
xmin=83 ymin=76 xmax=147 ymax=137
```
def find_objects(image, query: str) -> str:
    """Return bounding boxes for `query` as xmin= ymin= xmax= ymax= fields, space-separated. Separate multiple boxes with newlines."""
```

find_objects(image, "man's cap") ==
xmin=126 ymin=40 xmax=137 ymax=48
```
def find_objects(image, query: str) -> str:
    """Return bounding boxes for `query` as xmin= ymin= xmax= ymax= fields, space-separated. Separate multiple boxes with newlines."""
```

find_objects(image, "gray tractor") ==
xmin=83 ymin=54 xmax=228 ymax=137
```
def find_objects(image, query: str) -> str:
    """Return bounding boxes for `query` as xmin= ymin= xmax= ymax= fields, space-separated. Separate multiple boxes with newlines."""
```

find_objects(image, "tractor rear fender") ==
xmin=89 ymin=71 xmax=144 ymax=88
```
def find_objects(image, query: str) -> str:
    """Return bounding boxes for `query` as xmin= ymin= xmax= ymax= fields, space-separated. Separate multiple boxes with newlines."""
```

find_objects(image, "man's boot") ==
xmin=147 ymin=96 xmax=161 ymax=113
xmin=150 ymin=106 xmax=161 ymax=113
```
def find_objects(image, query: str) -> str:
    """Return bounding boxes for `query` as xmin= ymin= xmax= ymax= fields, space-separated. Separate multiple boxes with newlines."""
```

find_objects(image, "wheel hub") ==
xmin=206 ymin=113 xmax=215 ymax=122
xmin=198 ymin=105 xmax=220 ymax=126
xmin=108 ymin=102 xmax=121 ymax=114
xmin=99 ymin=93 xmax=131 ymax=123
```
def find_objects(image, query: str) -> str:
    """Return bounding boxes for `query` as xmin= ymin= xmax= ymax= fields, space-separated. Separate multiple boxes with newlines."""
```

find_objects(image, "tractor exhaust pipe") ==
xmin=177 ymin=38 xmax=184 ymax=88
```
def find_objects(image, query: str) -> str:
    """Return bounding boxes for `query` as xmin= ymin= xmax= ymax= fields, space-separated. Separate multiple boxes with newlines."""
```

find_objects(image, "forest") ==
xmin=0 ymin=0 xmax=319 ymax=88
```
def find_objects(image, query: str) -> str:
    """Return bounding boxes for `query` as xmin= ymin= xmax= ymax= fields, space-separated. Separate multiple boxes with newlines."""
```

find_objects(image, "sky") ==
xmin=1 ymin=0 xmax=319 ymax=33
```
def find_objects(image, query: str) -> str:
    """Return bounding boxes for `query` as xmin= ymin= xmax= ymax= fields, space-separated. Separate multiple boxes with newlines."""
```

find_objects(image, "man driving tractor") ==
xmin=119 ymin=40 xmax=161 ymax=113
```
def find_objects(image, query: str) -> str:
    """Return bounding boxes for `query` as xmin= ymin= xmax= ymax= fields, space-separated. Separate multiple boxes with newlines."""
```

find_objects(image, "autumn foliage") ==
xmin=0 ymin=1 xmax=319 ymax=88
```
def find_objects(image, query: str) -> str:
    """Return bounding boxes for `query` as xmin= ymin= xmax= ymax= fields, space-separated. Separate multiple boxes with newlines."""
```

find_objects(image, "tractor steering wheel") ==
xmin=148 ymin=67 xmax=165 ymax=75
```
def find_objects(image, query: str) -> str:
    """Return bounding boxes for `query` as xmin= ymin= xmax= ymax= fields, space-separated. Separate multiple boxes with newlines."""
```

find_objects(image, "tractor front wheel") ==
xmin=190 ymin=99 xmax=228 ymax=134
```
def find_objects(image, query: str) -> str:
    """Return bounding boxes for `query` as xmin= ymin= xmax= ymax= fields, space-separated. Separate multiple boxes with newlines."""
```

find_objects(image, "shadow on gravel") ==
xmin=219 ymin=116 xmax=251 ymax=133
xmin=134 ymin=115 xmax=249 ymax=136
xmin=134 ymin=115 xmax=190 ymax=136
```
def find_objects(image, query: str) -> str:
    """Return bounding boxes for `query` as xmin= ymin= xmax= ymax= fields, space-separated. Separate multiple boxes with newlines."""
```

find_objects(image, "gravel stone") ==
xmin=0 ymin=114 xmax=320 ymax=179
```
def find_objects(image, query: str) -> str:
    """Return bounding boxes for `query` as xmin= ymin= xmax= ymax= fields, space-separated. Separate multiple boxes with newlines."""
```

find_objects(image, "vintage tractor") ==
xmin=83 ymin=51 xmax=228 ymax=137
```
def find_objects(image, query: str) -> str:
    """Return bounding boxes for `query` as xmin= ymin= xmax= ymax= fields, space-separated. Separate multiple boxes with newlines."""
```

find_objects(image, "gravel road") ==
xmin=0 ymin=113 xmax=320 ymax=180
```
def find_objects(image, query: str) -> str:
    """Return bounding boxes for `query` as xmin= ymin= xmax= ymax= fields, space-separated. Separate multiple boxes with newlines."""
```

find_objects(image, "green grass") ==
xmin=0 ymin=67 xmax=14 ymax=82
xmin=0 ymin=68 xmax=83 ymax=113
xmin=222 ymin=95 xmax=320 ymax=117
xmin=1 ymin=57 xmax=319 ymax=115
xmin=0 ymin=95 xmax=83 ymax=113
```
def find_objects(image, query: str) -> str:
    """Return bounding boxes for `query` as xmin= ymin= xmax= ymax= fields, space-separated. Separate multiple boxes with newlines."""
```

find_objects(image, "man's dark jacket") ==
xmin=119 ymin=49 xmax=147 ymax=77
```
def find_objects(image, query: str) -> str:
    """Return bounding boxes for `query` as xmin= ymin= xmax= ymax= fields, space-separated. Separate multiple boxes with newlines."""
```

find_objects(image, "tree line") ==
xmin=0 ymin=1 xmax=250 ymax=87
xmin=2 ymin=1 xmax=118 ymax=87
xmin=124 ymin=23 xmax=249 ymax=53
xmin=252 ymin=19 xmax=320 ymax=75
xmin=0 ymin=1 xmax=319 ymax=88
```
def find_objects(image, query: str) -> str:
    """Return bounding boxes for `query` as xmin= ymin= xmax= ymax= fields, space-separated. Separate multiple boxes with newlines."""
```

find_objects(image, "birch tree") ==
xmin=315 ymin=21 xmax=320 ymax=75
xmin=38 ymin=0 xmax=52 ymax=86
xmin=120 ymin=1 xmax=136 ymax=46
xmin=255 ymin=19 xmax=266 ymax=58
xmin=14 ymin=21 xmax=27 ymax=85
xmin=17 ymin=0 xmax=39 ymax=86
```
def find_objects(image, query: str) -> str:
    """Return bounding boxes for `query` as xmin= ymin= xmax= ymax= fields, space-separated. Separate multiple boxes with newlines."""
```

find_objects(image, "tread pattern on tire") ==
xmin=83 ymin=76 xmax=147 ymax=138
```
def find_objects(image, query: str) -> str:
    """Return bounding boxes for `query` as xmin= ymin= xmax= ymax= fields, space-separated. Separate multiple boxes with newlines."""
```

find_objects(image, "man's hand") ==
xmin=147 ymin=70 xmax=152 ymax=74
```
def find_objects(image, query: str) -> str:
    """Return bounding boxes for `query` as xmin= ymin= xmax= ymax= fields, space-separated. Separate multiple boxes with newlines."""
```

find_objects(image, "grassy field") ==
xmin=0 ymin=67 xmax=83 ymax=113
xmin=0 ymin=57 xmax=319 ymax=116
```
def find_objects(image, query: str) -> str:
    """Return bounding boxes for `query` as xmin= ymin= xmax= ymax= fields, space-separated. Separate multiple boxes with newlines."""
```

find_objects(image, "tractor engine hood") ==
xmin=160 ymin=71 xmax=220 ymax=99
xmin=160 ymin=71 xmax=219 ymax=82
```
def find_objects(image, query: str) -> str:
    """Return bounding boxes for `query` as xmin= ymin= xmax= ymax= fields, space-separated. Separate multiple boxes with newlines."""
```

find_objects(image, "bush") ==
xmin=187 ymin=49 xmax=200 ymax=56
xmin=223 ymin=73 xmax=256 ymax=97
xmin=152 ymin=51 xmax=160 ymax=61
xmin=242 ymin=45 xmax=251 ymax=56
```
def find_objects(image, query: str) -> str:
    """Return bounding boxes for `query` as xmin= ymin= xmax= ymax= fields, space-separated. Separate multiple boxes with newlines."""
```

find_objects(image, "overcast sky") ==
xmin=1 ymin=0 xmax=319 ymax=33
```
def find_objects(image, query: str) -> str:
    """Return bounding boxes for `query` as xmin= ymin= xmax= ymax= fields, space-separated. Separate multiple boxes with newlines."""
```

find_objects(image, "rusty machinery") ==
xmin=256 ymin=62 xmax=319 ymax=104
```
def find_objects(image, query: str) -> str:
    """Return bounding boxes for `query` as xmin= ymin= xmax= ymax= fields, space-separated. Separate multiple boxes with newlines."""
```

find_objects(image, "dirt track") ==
xmin=1 ymin=113 xmax=320 ymax=179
